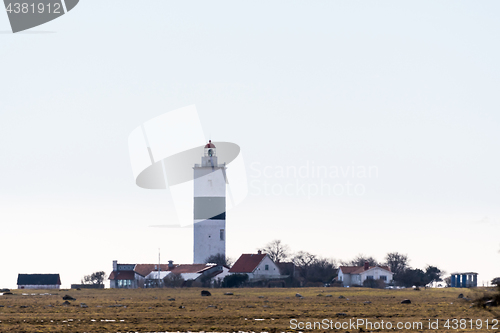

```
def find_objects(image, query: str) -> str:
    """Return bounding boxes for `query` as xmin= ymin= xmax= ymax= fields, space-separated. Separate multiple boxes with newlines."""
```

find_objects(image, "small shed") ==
xmin=17 ymin=274 xmax=61 ymax=289
xmin=450 ymin=272 xmax=478 ymax=288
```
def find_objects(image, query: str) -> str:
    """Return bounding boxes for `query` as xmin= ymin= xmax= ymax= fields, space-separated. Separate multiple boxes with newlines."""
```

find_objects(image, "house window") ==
xmin=366 ymin=275 xmax=374 ymax=280
xmin=117 ymin=280 xmax=132 ymax=288
xmin=380 ymin=275 xmax=387 ymax=281
xmin=265 ymin=264 xmax=269 ymax=271
xmin=220 ymin=229 xmax=224 ymax=241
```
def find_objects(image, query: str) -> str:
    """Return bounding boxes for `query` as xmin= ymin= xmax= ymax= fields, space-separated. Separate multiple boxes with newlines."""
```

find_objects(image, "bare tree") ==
xmin=164 ymin=273 xmax=184 ymax=288
xmin=307 ymin=257 xmax=337 ymax=283
xmin=384 ymin=252 xmax=409 ymax=276
xmin=292 ymin=251 xmax=317 ymax=279
xmin=341 ymin=254 xmax=378 ymax=267
xmin=258 ymin=239 xmax=290 ymax=263
xmin=81 ymin=271 xmax=106 ymax=285
xmin=204 ymin=253 xmax=234 ymax=267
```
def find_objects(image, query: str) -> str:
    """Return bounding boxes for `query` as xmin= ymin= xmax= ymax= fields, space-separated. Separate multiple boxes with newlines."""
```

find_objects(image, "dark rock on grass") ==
xmin=168 ymin=298 xmax=175 ymax=301
xmin=258 ymin=296 xmax=265 ymax=298
xmin=62 ymin=295 xmax=76 ymax=301
xmin=0 ymin=305 xmax=4 ymax=307
xmin=224 ymin=292 xmax=233 ymax=295
xmin=201 ymin=290 xmax=211 ymax=296
xmin=295 ymin=293 xmax=302 ymax=297
xmin=2 ymin=292 xmax=13 ymax=295
xmin=179 ymin=305 xmax=185 ymax=309
xmin=80 ymin=303 xmax=88 ymax=308
xmin=338 ymin=295 xmax=345 ymax=299
xmin=20 ymin=305 xmax=28 ymax=308
xmin=336 ymin=312 xmax=348 ymax=317
xmin=0 ymin=289 xmax=10 ymax=292
xmin=62 ymin=301 xmax=71 ymax=306
xmin=325 ymin=294 xmax=332 ymax=297
xmin=364 ymin=301 xmax=372 ymax=304
xmin=458 ymin=293 xmax=464 ymax=299
xmin=401 ymin=299 xmax=411 ymax=304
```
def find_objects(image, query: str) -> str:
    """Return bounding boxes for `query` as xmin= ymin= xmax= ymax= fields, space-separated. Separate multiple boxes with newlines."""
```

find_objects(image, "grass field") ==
xmin=0 ymin=287 xmax=498 ymax=332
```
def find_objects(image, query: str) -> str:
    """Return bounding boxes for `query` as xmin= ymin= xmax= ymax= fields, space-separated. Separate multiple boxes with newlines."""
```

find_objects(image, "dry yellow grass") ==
xmin=0 ymin=287 xmax=497 ymax=332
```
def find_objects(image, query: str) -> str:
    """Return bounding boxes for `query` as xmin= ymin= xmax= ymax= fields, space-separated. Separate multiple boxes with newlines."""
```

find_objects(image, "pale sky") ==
xmin=1 ymin=1 xmax=499 ymax=288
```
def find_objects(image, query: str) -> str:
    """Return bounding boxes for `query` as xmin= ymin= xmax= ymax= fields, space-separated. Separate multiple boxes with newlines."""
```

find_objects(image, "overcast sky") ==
xmin=1 ymin=1 xmax=499 ymax=288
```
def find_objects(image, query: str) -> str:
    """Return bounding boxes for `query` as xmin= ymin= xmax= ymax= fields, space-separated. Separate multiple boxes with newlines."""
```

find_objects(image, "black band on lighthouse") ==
xmin=194 ymin=197 xmax=226 ymax=220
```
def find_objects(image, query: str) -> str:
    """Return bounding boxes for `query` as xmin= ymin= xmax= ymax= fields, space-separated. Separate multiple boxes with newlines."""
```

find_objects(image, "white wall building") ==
xmin=109 ymin=260 xmax=229 ymax=288
xmin=193 ymin=141 xmax=227 ymax=264
xmin=338 ymin=262 xmax=393 ymax=287
xmin=229 ymin=252 xmax=281 ymax=281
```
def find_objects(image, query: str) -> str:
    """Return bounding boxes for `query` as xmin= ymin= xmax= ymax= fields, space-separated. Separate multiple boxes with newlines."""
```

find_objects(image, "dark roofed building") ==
xmin=17 ymin=274 xmax=61 ymax=289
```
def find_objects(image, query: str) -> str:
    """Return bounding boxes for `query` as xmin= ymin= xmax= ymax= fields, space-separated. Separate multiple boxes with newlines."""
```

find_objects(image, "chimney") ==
xmin=364 ymin=261 xmax=369 ymax=270
xmin=112 ymin=260 xmax=117 ymax=271
xmin=168 ymin=260 xmax=174 ymax=269
xmin=257 ymin=250 xmax=262 ymax=255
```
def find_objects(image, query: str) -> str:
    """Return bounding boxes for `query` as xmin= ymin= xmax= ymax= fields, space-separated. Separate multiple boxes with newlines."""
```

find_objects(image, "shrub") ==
xmin=163 ymin=273 xmax=184 ymax=288
xmin=363 ymin=278 xmax=386 ymax=289
xmin=222 ymin=274 xmax=248 ymax=288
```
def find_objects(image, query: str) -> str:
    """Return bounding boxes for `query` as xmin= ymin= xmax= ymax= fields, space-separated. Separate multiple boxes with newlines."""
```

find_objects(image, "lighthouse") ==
xmin=193 ymin=140 xmax=227 ymax=264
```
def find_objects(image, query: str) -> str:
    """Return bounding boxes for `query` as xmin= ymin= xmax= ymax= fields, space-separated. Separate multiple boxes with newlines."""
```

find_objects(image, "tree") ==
xmin=384 ymin=252 xmax=409 ymax=277
xmin=258 ymin=239 xmax=290 ymax=263
xmin=398 ymin=268 xmax=426 ymax=287
xmin=291 ymin=251 xmax=317 ymax=279
xmin=163 ymin=273 xmax=184 ymax=288
xmin=306 ymin=258 xmax=337 ymax=284
xmin=443 ymin=276 xmax=451 ymax=287
xmin=81 ymin=271 xmax=106 ymax=285
xmin=423 ymin=265 xmax=443 ymax=286
xmin=222 ymin=273 xmax=248 ymax=288
xmin=363 ymin=278 xmax=386 ymax=289
xmin=342 ymin=254 xmax=379 ymax=267
xmin=204 ymin=253 xmax=233 ymax=267
xmin=492 ymin=277 xmax=500 ymax=286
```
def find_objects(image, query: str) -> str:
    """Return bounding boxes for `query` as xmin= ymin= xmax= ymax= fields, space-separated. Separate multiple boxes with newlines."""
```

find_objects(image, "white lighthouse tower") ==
xmin=193 ymin=140 xmax=226 ymax=264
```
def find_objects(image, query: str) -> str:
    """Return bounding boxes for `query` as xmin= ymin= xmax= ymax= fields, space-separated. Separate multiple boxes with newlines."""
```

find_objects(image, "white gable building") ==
xmin=338 ymin=262 xmax=393 ymax=287
xmin=229 ymin=251 xmax=281 ymax=281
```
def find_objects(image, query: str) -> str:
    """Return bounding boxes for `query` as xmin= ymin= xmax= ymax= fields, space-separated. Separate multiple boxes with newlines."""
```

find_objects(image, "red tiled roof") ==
xmin=170 ymin=264 xmax=212 ymax=274
xmin=134 ymin=264 xmax=176 ymax=277
xmin=340 ymin=266 xmax=392 ymax=274
xmin=109 ymin=270 xmax=135 ymax=280
xmin=229 ymin=254 xmax=267 ymax=273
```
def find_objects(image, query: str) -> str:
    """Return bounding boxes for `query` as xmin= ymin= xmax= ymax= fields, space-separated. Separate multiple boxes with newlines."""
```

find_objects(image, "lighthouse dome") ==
xmin=204 ymin=140 xmax=216 ymax=148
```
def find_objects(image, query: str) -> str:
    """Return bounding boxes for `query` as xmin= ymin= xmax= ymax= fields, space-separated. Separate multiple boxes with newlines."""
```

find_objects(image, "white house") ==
xmin=338 ymin=262 xmax=393 ymax=287
xmin=229 ymin=251 xmax=281 ymax=281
